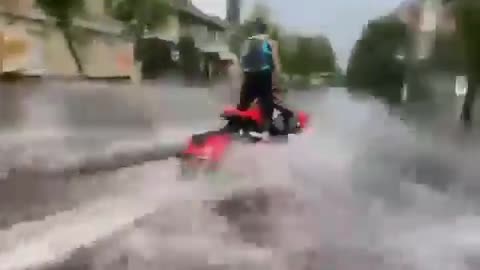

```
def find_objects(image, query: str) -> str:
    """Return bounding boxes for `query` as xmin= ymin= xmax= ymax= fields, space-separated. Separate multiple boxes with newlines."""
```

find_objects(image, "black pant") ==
xmin=269 ymin=101 xmax=293 ymax=135
xmin=272 ymin=90 xmax=294 ymax=121
xmin=238 ymin=70 xmax=273 ymax=132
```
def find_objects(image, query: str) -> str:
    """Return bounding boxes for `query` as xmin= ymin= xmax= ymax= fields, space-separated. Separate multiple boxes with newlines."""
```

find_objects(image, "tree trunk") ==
xmin=62 ymin=28 xmax=84 ymax=76
xmin=132 ymin=22 xmax=145 ymax=82
xmin=461 ymin=71 xmax=477 ymax=127
xmin=454 ymin=0 xmax=479 ymax=128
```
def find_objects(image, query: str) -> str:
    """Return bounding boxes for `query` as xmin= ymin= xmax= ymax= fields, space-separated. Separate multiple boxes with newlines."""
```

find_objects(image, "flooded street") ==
xmin=1 ymin=81 xmax=480 ymax=269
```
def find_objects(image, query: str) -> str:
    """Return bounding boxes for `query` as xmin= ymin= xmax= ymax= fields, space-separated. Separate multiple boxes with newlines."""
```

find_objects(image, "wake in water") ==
xmin=3 ymin=88 xmax=480 ymax=270
xmin=38 ymin=117 xmax=480 ymax=269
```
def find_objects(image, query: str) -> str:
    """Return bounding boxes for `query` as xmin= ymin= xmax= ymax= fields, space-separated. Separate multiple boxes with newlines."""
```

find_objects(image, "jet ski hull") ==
xmin=178 ymin=105 xmax=310 ymax=178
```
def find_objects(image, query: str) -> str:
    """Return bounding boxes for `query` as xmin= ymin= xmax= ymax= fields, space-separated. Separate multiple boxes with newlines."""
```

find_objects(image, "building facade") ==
xmin=0 ymin=0 xmax=134 ymax=78
xmin=0 ymin=0 xmax=232 ymax=80
xmin=173 ymin=0 xmax=233 ymax=81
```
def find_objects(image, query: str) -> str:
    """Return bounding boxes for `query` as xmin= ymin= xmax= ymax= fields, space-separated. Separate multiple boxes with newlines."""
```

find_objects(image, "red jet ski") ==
xmin=178 ymin=104 xmax=310 ymax=176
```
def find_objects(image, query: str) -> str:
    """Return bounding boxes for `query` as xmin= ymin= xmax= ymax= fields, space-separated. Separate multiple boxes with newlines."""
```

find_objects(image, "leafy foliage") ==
xmin=450 ymin=0 xmax=480 ymax=72
xmin=427 ymin=32 xmax=466 ymax=72
xmin=36 ymin=0 xmax=84 ymax=26
xmin=285 ymin=36 xmax=336 ymax=77
xmin=106 ymin=0 xmax=171 ymax=37
xmin=346 ymin=16 xmax=408 ymax=104
xmin=446 ymin=0 xmax=480 ymax=125
xmin=107 ymin=0 xmax=171 ymax=79
xmin=139 ymin=38 xmax=175 ymax=78
xmin=36 ymin=0 xmax=85 ymax=74
xmin=177 ymin=35 xmax=200 ymax=80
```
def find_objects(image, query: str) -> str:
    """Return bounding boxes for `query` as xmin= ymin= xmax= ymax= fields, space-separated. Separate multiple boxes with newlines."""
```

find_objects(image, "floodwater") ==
xmin=1 ymin=81 xmax=480 ymax=270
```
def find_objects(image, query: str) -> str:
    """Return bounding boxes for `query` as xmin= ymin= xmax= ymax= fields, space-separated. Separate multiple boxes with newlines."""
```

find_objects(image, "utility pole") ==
xmin=226 ymin=0 xmax=242 ymax=55
xmin=227 ymin=0 xmax=241 ymax=26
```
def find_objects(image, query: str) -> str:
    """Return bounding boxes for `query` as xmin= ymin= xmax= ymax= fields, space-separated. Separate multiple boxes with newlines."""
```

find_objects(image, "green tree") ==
xmin=346 ymin=16 xmax=408 ymax=104
xmin=290 ymin=37 xmax=315 ymax=77
xmin=445 ymin=0 xmax=480 ymax=126
xmin=247 ymin=1 xmax=271 ymax=22
xmin=270 ymin=25 xmax=280 ymax=41
xmin=107 ymin=0 xmax=171 ymax=72
xmin=428 ymin=31 xmax=465 ymax=73
xmin=177 ymin=35 xmax=200 ymax=82
xmin=36 ymin=0 xmax=85 ymax=75
xmin=277 ymin=35 xmax=294 ymax=75
xmin=283 ymin=35 xmax=336 ymax=77
xmin=310 ymin=36 xmax=336 ymax=73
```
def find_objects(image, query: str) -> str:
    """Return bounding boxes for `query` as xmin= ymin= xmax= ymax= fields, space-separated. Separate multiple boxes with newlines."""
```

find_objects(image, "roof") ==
xmin=171 ymin=1 xmax=228 ymax=30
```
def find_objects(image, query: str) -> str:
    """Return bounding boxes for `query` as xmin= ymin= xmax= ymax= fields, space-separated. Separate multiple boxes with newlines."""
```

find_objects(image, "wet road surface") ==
xmin=2 ymin=82 xmax=480 ymax=269
xmin=0 ymin=80 xmax=219 ymax=245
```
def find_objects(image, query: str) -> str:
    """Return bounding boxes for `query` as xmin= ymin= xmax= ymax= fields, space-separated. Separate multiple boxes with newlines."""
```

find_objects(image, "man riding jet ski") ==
xmin=178 ymin=98 xmax=309 ymax=176
xmin=233 ymin=17 xmax=284 ymax=141
xmin=177 ymin=18 xmax=310 ymax=175
xmin=221 ymin=87 xmax=300 ymax=137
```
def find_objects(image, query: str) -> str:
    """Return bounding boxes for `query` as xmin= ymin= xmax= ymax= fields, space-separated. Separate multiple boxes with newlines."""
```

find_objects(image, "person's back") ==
xmin=240 ymin=34 xmax=274 ymax=73
xmin=235 ymin=18 xmax=275 ymax=140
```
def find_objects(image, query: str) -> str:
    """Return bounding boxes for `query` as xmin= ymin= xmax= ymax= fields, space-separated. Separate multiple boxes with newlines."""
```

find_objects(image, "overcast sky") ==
xmin=192 ymin=0 xmax=405 ymax=68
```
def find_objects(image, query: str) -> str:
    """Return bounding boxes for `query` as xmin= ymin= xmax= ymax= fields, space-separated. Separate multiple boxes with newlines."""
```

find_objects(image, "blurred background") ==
xmin=2 ymin=0 xmax=480 ymax=269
